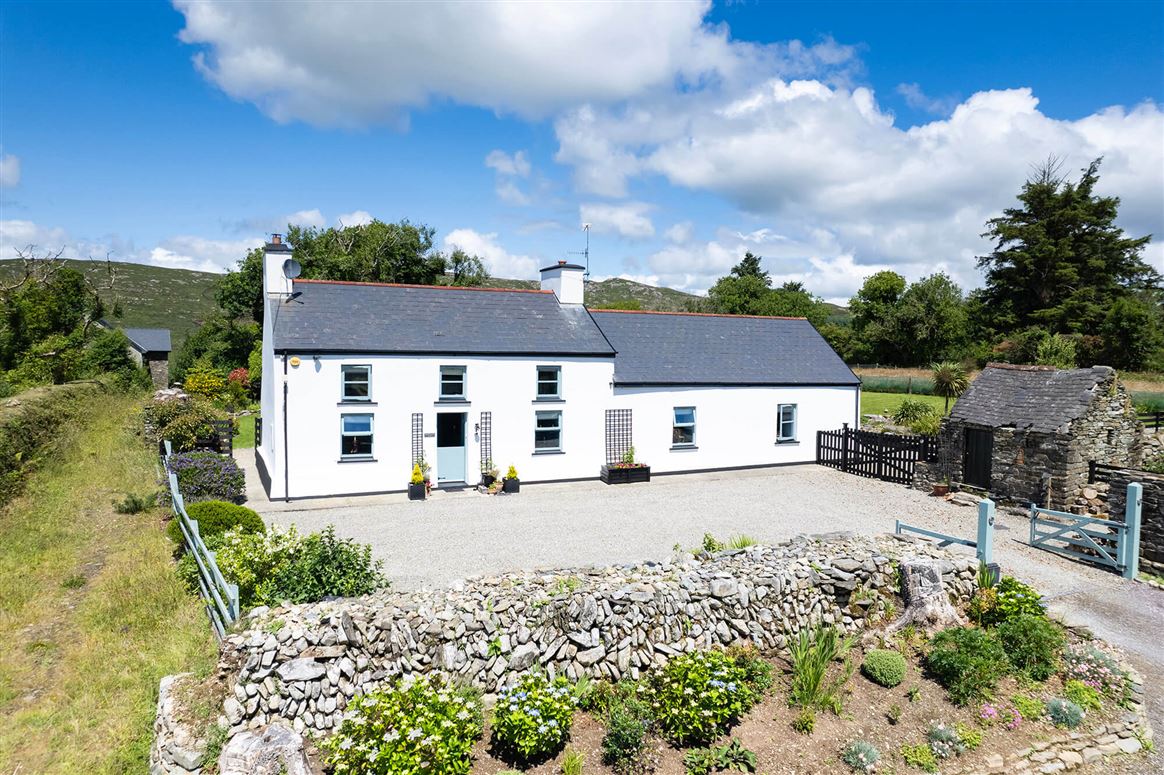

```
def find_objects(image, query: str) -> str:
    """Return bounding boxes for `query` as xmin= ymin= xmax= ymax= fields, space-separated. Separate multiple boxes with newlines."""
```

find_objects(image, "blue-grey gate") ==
xmin=1028 ymin=482 xmax=1143 ymax=579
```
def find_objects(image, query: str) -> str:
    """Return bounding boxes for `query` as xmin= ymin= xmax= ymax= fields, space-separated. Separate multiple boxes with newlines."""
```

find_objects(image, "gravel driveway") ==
xmin=243 ymin=459 xmax=1164 ymax=767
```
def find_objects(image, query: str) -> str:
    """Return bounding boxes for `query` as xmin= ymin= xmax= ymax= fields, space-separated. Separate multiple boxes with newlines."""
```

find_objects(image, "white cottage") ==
xmin=255 ymin=237 xmax=860 ymax=500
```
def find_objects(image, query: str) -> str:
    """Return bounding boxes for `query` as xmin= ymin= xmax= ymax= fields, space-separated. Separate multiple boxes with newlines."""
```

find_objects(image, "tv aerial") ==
xmin=569 ymin=223 xmax=591 ymax=282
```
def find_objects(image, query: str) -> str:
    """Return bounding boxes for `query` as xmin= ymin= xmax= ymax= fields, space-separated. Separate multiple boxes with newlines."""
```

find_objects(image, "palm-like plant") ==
xmin=931 ymin=362 xmax=970 ymax=413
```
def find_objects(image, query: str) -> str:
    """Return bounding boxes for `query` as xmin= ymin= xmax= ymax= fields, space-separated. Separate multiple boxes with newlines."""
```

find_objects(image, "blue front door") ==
xmin=436 ymin=412 xmax=466 ymax=484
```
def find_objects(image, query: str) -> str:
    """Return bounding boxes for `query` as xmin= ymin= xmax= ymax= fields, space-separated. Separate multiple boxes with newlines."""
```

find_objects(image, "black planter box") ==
xmin=601 ymin=464 xmax=651 ymax=484
xmin=408 ymin=482 xmax=426 ymax=501
xmin=481 ymin=473 xmax=496 ymax=487
xmin=503 ymin=477 xmax=520 ymax=494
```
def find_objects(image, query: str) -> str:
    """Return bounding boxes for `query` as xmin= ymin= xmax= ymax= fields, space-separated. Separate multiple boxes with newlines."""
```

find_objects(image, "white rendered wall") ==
xmin=270 ymin=354 xmax=615 ymax=499
xmin=256 ymin=297 xmax=281 ymax=494
xmin=610 ymin=385 xmax=859 ymax=474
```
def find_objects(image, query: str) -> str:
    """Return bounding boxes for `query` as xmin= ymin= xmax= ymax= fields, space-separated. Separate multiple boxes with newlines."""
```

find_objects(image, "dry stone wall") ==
xmin=215 ymin=533 xmax=977 ymax=737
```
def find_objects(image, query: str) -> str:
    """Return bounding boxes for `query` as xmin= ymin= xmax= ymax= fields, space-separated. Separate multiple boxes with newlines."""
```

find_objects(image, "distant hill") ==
xmin=480 ymin=276 xmax=702 ymax=312
xmin=0 ymin=258 xmax=221 ymax=349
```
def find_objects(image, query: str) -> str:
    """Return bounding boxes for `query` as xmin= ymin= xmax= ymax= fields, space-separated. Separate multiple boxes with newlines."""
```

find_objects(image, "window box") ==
xmin=600 ymin=463 xmax=651 ymax=485
xmin=408 ymin=482 xmax=426 ymax=501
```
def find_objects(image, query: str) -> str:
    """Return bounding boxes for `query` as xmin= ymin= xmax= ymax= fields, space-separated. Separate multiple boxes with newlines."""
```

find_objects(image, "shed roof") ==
xmin=122 ymin=327 xmax=171 ymax=354
xmin=588 ymin=310 xmax=859 ymax=386
xmin=948 ymin=364 xmax=1115 ymax=433
xmin=271 ymin=280 xmax=615 ymax=356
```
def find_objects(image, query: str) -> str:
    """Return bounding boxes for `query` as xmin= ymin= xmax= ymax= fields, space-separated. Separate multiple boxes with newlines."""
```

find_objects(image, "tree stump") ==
xmin=887 ymin=559 xmax=965 ymax=634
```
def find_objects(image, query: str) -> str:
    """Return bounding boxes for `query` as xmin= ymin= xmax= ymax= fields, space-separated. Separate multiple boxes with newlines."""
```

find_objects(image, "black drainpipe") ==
xmin=282 ymin=354 xmax=290 ymax=502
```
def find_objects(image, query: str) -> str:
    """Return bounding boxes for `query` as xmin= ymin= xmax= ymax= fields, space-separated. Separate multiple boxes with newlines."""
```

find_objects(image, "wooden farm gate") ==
xmin=816 ymin=423 xmax=938 ymax=485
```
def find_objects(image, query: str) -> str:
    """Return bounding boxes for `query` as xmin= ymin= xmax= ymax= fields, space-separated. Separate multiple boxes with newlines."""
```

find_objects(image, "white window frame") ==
xmin=439 ymin=365 xmax=467 ymax=400
xmin=536 ymin=365 xmax=562 ymax=399
xmin=534 ymin=410 xmax=562 ymax=452
xmin=340 ymin=413 xmax=374 ymax=458
xmin=777 ymin=403 xmax=798 ymax=443
xmin=340 ymin=364 xmax=372 ymax=402
xmin=672 ymin=406 xmax=696 ymax=447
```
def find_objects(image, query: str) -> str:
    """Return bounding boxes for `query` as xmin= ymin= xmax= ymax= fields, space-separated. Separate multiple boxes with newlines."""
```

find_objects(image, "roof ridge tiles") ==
xmin=589 ymin=308 xmax=806 ymax=321
xmin=294 ymin=278 xmax=552 ymax=294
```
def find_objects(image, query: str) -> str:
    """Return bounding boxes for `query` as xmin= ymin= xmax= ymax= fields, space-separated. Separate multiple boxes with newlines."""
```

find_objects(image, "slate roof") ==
xmin=122 ymin=327 xmax=171 ymax=354
xmin=271 ymin=280 xmax=616 ymax=356
xmin=948 ymin=364 xmax=1115 ymax=433
xmin=589 ymin=310 xmax=860 ymax=386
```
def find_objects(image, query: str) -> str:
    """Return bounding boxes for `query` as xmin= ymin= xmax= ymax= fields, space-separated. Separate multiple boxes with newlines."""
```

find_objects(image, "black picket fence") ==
xmin=1139 ymin=412 xmax=1162 ymax=431
xmin=816 ymin=423 xmax=939 ymax=485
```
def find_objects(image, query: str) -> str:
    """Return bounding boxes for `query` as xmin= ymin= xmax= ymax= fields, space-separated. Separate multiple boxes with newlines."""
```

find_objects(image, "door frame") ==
xmin=436 ymin=411 xmax=468 ymax=484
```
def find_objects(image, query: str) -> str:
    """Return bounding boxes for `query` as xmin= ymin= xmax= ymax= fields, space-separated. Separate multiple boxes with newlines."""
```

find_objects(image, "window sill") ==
xmin=338 ymin=456 xmax=377 ymax=463
xmin=532 ymin=449 xmax=565 ymax=455
xmin=775 ymin=440 xmax=800 ymax=446
xmin=338 ymin=401 xmax=377 ymax=406
xmin=435 ymin=399 xmax=470 ymax=406
xmin=670 ymin=444 xmax=699 ymax=451
xmin=532 ymin=398 xmax=565 ymax=403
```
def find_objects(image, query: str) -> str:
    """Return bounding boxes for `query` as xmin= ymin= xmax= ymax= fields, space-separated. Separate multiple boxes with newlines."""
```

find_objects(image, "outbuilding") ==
xmin=928 ymin=364 xmax=1142 ymax=508
xmin=254 ymin=238 xmax=860 ymax=500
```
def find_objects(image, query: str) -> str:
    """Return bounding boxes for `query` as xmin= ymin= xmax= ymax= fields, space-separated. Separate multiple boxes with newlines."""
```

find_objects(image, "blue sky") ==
xmin=1 ymin=1 xmax=1161 ymax=302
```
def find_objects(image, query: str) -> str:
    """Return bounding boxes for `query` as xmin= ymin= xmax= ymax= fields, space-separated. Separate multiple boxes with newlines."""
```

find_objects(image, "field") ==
xmin=861 ymin=391 xmax=947 ymax=419
xmin=0 ymin=258 xmax=222 ymax=351
xmin=0 ymin=393 xmax=216 ymax=774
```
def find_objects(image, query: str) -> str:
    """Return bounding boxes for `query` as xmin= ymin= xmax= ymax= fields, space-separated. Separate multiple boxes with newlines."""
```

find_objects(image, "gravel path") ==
xmin=244 ymin=458 xmax=1164 ymax=765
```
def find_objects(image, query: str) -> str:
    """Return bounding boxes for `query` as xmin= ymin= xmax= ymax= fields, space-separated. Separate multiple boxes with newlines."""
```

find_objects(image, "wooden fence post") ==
xmin=841 ymin=422 xmax=850 ymax=473
xmin=1123 ymin=482 xmax=1143 ymax=580
xmin=977 ymin=498 xmax=995 ymax=566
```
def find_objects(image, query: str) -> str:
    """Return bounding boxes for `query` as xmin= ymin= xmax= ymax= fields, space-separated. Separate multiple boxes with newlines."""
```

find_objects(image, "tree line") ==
xmin=702 ymin=158 xmax=1162 ymax=371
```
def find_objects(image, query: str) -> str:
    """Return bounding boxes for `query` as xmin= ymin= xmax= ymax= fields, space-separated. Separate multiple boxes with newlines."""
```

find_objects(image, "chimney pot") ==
xmin=271 ymin=233 xmax=283 ymax=245
xmin=558 ymin=259 xmax=566 ymax=265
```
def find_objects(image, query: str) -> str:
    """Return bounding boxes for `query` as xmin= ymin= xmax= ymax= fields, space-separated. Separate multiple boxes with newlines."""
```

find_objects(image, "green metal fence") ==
xmin=163 ymin=440 xmax=240 ymax=639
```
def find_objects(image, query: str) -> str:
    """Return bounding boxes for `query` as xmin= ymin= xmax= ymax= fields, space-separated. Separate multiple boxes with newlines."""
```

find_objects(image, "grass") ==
xmin=861 ymin=391 xmax=947 ymax=419
xmin=0 ymin=393 xmax=217 ymax=774
xmin=233 ymin=414 xmax=256 ymax=449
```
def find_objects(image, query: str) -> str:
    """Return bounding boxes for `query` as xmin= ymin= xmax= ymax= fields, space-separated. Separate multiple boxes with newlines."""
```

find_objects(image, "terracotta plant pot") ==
xmin=931 ymin=483 xmax=950 ymax=496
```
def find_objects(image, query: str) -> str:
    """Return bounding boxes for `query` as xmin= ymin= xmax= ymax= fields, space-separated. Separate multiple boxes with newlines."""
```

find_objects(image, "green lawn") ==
xmin=233 ymin=413 xmax=256 ymax=449
xmin=861 ymin=391 xmax=948 ymax=419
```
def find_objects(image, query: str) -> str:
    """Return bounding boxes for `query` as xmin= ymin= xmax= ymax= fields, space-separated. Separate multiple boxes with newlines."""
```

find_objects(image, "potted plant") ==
xmin=408 ymin=463 xmax=426 ymax=501
xmin=601 ymin=445 xmax=651 ymax=484
xmin=418 ymin=456 xmax=433 ymax=496
xmin=481 ymin=458 xmax=499 ymax=487
xmin=502 ymin=464 xmax=520 ymax=494
xmin=932 ymin=476 xmax=950 ymax=497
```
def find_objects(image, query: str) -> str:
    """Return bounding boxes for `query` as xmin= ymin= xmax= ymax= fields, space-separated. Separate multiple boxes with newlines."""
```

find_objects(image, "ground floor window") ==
xmin=341 ymin=414 xmax=373 ymax=457
xmin=778 ymin=403 xmax=798 ymax=442
xmin=673 ymin=407 xmax=696 ymax=446
xmin=535 ymin=410 xmax=562 ymax=451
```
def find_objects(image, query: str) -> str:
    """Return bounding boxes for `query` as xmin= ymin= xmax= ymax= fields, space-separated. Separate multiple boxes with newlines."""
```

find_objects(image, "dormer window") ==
xmin=341 ymin=365 xmax=371 ymax=402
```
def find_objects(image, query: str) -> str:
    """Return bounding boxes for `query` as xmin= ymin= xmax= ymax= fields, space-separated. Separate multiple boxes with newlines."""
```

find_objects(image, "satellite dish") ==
xmin=282 ymin=258 xmax=302 ymax=279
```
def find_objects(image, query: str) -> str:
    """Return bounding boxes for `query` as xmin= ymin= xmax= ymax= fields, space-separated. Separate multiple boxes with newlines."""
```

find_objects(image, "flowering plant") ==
xmin=639 ymin=649 xmax=759 ymax=746
xmin=926 ymin=721 xmax=965 ymax=759
xmin=978 ymin=702 xmax=1021 ymax=730
xmin=323 ymin=675 xmax=482 ymax=775
xmin=169 ymin=451 xmax=245 ymax=503
xmin=840 ymin=739 xmax=880 ymax=772
xmin=491 ymin=673 xmax=576 ymax=763
xmin=1061 ymin=643 xmax=1126 ymax=696
xmin=227 ymin=367 xmax=249 ymax=387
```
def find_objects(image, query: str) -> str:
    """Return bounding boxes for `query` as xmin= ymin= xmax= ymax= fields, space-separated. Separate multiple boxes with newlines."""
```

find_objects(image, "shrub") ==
xmin=640 ymin=649 xmax=759 ymax=746
xmin=924 ymin=627 xmax=1009 ymax=706
xmin=410 ymin=463 xmax=424 ymax=485
xmin=682 ymin=739 xmax=756 ymax=774
xmin=976 ymin=576 xmax=1043 ymax=625
xmin=861 ymin=649 xmax=906 ymax=688
xmin=182 ymin=360 xmax=227 ymax=399
xmin=601 ymin=701 xmax=648 ymax=773
xmin=1064 ymin=679 xmax=1103 ymax=712
xmin=908 ymin=412 xmax=942 ymax=436
xmin=322 ymin=675 xmax=482 ymax=775
xmin=114 ymin=492 xmax=156 ymax=514
xmin=1011 ymin=693 xmax=1045 ymax=721
xmin=892 ymin=398 xmax=937 ymax=425
xmin=724 ymin=644 xmax=773 ymax=694
xmin=955 ymin=722 xmax=982 ymax=750
xmin=926 ymin=722 xmax=965 ymax=759
xmin=169 ymin=451 xmax=245 ymax=503
xmin=840 ymin=740 xmax=879 ymax=773
xmin=561 ymin=748 xmax=584 ymax=775
xmin=505 ymin=465 xmax=518 ymax=480
xmin=492 ymin=674 xmax=576 ymax=763
xmin=166 ymin=500 xmax=264 ymax=545
xmin=788 ymin=626 xmax=855 ymax=713
xmin=1061 ymin=643 xmax=1126 ymax=695
xmin=791 ymin=708 xmax=815 ymax=735
xmin=887 ymin=703 xmax=902 ymax=725
xmin=143 ymin=397 xmax=220 ymax=450
xmin=997 ymin=614 xmax=1064 ymax=680
xmin=1046 ymin=698 xmax=1085 ymax=729
xmin=967 ymin=586 xmax=998 ymax=625
xmin=978 ymin=702 xmax=1021 ymax=730
xmin=900 ymin=743 xmax=938 ymax=773
xmin=701 ymin=533 xmax=724 ymax=553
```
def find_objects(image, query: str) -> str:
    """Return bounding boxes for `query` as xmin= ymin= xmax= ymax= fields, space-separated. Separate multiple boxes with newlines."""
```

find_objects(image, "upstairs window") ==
xmin=340 ymin=414 xmax=373 ymax=458
xmin=341 ymin=365 xmax=371 ymax=402
xmin=535 ymin=410 xmax=562 ymax=451
xmin=536 ymin=366 xmax=562 ymax=399
xmin=777 ymin=403 xmax=798 ymax=442
xmin=439 ymin=366 xmax=466 ymax=400
xmin=673 ymin=407 xmax=696 ymax=446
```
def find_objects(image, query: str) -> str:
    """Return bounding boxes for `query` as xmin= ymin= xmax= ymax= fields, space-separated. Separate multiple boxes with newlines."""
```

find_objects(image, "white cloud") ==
xmin=442 ymin=228 xmax=538 ymax=279
xmin=896 ymin=82 xmax=958 ymax=116
xmin=580 ymin=202 xmax=655 ymax=239
xmin=665 ymin=221 xmax=695 ymax=243
xmin=0 ymin=219 xmax=69 ymax=257
xmin=495 ymin=180 xmax=531 ymax=207
xmin=485 ymin=150 xmax=531 ymax=177
xmin=335 ymin=210 xmax=373 ymax=227
xmin=148 ymin=235 xmax=264 ymax=273
xmin=284 ymin=208 xmax=326 ymax=229
xmin=0 ymin=154 xmax=20 ymax=188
